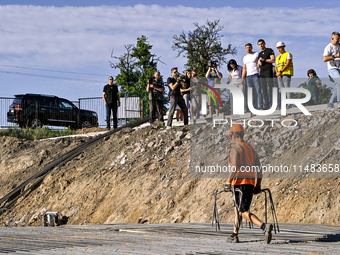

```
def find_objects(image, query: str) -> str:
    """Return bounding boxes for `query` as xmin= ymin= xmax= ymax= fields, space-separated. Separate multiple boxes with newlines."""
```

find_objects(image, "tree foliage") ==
xmin=292 ymin=81 xmax=332 ymax=105
xmin=172 ymin=19 xmax=236 ymax=76
xmin=110 ymin=44 xmax=138 ymax=94
xmin=110 ymin=35 xmax=166 ymax=115
xmin=110 ymin=36 xmax=161 ymax=97
xmin=130 ymin=36 xmax=158 ymax=97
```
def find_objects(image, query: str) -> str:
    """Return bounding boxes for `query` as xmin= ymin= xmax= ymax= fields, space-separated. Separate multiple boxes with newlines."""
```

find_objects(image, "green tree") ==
xmin=110 ymin=44 xmax=139 ymax=95
xmin=130 ymin=35 xmax=158 ymax=96
xmin=172 ymin=19 xmax=236 ymax=76
xmin=292 ymin=82 xmax=332 ymax=105
xmin=110 ymin=36 xmax=166 ymax=116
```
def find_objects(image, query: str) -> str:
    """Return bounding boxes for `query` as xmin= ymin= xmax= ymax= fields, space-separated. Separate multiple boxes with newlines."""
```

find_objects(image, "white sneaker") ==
xmin=326 ymin=106 xmax=334 ymax=111
xmin=166 ymin=126 xmax=171 ymax=130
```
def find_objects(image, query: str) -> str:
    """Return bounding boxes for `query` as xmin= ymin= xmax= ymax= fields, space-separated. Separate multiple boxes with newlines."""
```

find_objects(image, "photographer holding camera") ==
xmin=147 ymin=71 xmax=164 ymax=124
xmin=206 ymin=61 xmax=223 ymax=117
xmin=166 ymin=67 xmax=188 ymax=129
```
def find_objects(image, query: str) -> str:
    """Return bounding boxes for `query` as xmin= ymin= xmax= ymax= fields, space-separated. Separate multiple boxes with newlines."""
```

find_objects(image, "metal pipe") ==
xmin=261 ymin=188 xmax=280 ymax=234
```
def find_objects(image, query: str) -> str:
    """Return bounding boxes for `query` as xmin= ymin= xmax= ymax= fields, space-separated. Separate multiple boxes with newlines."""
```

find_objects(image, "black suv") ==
xmin=7 ymin=94 xmax=98 ymax=129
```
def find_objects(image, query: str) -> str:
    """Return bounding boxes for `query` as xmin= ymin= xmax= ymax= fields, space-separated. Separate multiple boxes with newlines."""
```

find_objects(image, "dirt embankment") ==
xmin=0 ymin=111 xmax=340 ymax=227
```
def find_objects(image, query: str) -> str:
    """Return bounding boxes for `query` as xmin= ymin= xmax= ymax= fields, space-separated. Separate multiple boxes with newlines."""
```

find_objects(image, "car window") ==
xmin=13 ymin=98 xmax=22 ymax=105
xmin=44 ymin=98 xmax=57 ymax=107
xmin=26 ymin=97 xmax=41 ymax=107
xmin=58 ymin=100 xmax=73 ymax=109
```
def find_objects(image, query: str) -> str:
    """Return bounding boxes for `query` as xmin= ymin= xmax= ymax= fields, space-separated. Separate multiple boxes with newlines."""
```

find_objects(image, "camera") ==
xmin=174 ymin=71 xmax=185 ymax=83
xmin=208 ymin=60 xmax=217 ymax=68
xmin=148 ymin=77 xmax=154 ymax=84
xmin=148 ymin=77 xmax=157 ymax=93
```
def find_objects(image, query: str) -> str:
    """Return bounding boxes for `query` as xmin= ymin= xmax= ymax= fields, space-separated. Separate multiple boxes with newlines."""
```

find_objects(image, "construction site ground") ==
xmin=0 ymin=103 xmax=340 ymax=254
xmin=1 ymin=223 xmax=340 ymax=254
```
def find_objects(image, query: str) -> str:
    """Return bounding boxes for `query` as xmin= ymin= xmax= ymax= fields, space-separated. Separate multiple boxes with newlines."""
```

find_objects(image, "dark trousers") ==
xmin=167 ymin=95 xmax=188 ymax=126
xmin=106 ymin=103 xmax=117 ymax=128
xmin=233 ymin=184 xmax=254 ymax=212
xmin=149 ymin=97 xmax=163 ymax=124
xmin=259 ymin=72 xmax=273 ymax=109
xmin=310 ymin=96 xmax=319 ymax=105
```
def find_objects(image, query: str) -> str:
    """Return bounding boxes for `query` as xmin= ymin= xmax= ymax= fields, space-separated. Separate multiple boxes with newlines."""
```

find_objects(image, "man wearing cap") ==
xmin=324 ymin=32 xmax=340 ymax=110
xmin=225 ymin=124 xmax=273 ymax=244
xmin=275 ymin=41 xmax=294 ymax=109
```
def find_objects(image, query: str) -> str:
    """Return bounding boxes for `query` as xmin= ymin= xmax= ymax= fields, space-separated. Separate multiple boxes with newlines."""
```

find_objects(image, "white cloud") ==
xmin=0 ymin=4 xmax=339 ymax=99
xmin=1 ymin=5 xmax=338 ymax=56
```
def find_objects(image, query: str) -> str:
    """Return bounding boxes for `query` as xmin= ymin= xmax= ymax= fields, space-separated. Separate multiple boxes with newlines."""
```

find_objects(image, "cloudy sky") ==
xmin=1 ymin=1 xmax=340 ymax=101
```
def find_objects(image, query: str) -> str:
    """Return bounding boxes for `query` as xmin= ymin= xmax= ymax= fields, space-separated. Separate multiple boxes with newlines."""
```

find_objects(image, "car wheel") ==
xmin=81 ymin=119 xmax=91 ymax=128
xmin=30 ymin=118 xmax=42 ymax=129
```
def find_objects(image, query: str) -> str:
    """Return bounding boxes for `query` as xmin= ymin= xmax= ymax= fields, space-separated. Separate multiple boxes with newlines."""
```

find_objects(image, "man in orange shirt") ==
xmin=225 ymin=124 xmax=273 ymax=244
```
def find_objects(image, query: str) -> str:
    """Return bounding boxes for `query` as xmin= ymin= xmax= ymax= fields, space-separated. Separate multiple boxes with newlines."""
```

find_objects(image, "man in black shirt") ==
xmin=147 ymin=71 xmax=164 ymax=124
xmin=103 ymin=76 xmax=120 ymax=130
xmin=257 ymin=39 xmax=275 ymax=110
xmin=166 ymin=67 xmax=188 ymax=128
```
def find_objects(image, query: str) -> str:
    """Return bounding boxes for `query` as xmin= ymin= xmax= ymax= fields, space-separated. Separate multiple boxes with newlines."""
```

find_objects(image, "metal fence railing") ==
xmin=124 ymin=92 xmax=146 ymax=123
xmin=0 ymin=97 xmax=16 ymax=128
xmin=0 ymin=96 xmax=145 ymax=129
xmin=79 ymin=96 xmax=143 ymax=127
xmin=78 ymin=97 xmax=104 ymax=127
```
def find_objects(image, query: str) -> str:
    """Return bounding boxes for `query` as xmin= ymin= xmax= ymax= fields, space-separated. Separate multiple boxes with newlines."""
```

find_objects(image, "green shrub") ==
xmin=292 ymin=82 xmax=332 ymax=105
xmin=0 ymin=127 xmax=74 ymax=140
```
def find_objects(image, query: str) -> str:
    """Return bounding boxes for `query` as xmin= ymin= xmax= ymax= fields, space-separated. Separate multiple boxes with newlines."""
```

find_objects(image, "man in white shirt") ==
xmin=242 ymin=43 xmax=262 ymax=110
xmin=324 ymin=31 xmax=340 ymax=110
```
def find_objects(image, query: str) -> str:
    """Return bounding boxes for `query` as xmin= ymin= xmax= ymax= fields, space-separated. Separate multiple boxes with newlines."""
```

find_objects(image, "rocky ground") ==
xmin=0 ymin=109 xmax=339 ymax=227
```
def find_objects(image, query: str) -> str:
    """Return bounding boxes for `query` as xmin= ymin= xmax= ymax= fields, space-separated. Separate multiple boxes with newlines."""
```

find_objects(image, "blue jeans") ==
xmin=183 ymin=94 xmax=198 ymax=118
xmin=246 ymin=74 xmax=262 ymax=110
xmin=327 ymin=68 xmax=340 ymax=108
xmin=267 ymin=85 xmax=273 ymax=107
xmin=106 ymin=103 xmax=118 ymax=128
xmin=277 ymin=75 xmax=292 ymax=108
